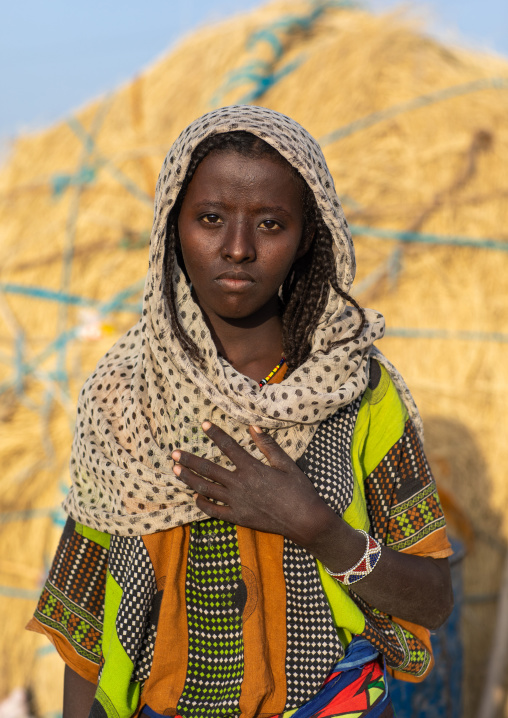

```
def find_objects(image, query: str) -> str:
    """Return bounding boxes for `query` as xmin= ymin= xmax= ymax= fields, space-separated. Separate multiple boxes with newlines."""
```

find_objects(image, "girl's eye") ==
xmin=201 ymin=214 xmax=222 ymax=224
xmin=259 ymin=219 xmax=281 ymax=230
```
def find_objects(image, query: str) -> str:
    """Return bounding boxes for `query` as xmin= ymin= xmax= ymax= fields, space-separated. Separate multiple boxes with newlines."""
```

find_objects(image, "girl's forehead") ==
xmin=194 ymin=147 xmax=292 ymax=176
xmin=188 ymin=147 xmax=306 ymax=197
xmin=184 ymin=150 xmax=305 ymax=209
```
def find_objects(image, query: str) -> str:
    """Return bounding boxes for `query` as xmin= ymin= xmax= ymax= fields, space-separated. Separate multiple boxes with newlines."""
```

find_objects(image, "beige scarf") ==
xmin=64 ymin=106 xmax=421 ymax=536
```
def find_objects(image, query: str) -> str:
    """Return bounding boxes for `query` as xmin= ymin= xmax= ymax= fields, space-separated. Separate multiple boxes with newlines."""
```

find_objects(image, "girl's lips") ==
xmin=215 ymin=271 xmax=255 ymax=289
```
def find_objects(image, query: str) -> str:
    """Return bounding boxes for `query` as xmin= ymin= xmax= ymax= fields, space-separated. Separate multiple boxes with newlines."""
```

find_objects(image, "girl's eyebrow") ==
xmin=192 ymin=200 xmax=293 ymax=217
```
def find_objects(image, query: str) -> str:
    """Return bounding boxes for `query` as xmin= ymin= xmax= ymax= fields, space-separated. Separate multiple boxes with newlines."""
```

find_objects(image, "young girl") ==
xmin=29 ymin=106 xmax=453 ymax=718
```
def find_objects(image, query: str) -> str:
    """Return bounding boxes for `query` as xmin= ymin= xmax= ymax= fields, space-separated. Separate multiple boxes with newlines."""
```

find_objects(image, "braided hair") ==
xmin=164 ymin=131 xmax=366 ymax=372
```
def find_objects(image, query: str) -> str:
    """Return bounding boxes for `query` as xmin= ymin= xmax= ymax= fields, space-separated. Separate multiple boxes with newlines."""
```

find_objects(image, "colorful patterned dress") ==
xmin=28 ymin=362 xmax=452 ymax=718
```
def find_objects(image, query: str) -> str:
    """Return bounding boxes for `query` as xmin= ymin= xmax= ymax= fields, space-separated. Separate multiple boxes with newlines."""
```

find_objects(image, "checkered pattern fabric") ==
xmin=177 ymin=518 xmax=244 ymax=718
xmin=109 ymin=535 xmax=157 ymax=677
xmin=132 ymin=621 xmax=158 ymax=682
xmin=297 ymin=398 xmax=360 ymax=514
xmin=284 ymin=399 xmax=360 ymax=705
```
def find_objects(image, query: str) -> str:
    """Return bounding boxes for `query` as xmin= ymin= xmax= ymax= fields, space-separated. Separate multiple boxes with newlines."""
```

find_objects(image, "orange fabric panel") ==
xmin=237 ymin=363 xmax=288 ymax=716
xmin=401 ymin=526 xmax=453 ymax=560
xmin=237 ymin=528 xmax=288 ymax=718
xmin=139 ymin=526 xmax=190 ymax=715
xmin=26 ymin=616 xmax=99 ymax=684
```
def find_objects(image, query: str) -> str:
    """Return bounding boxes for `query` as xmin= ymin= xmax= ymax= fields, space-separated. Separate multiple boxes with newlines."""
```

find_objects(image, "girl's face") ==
xmin=178 ymin=149 xmax=308 ymax=327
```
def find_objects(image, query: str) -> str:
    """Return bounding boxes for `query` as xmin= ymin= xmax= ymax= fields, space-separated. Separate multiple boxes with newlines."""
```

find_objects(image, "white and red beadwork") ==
xmin=324 ymin=530 xmax=382 ymax=586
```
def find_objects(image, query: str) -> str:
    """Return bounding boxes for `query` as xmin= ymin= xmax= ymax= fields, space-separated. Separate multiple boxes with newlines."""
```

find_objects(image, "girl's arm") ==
xmin=63 ymin=665 xmax=97 ymax=718
xmin=172 ymin=422 xmax=453 ymax=631
xmin=288 ymin=506 xmax=452 ymax=630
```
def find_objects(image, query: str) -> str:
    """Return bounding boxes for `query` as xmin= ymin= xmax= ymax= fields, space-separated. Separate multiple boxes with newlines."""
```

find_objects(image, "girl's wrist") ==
xmin=290 ymin=499 xmax=346 ymax=557
xmin=297 ymin=510 xmax=371 ymax=575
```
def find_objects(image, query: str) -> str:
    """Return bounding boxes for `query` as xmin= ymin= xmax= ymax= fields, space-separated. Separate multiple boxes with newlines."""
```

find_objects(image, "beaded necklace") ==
xmin=259 ymin=357 xmax=286 ymax=388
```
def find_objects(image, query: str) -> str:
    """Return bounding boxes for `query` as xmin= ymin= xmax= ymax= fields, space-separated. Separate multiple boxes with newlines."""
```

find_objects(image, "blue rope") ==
xmin=0 ymin=280 xmax=144 ymax=397
xmin=55 ymin=102 xmax=113 ymax=393
xmin=349 ymin=224 xmax=508 ymax=251
xmin=320 ymin=77 xmax=508 ymax=146
xmin=0 ymin=585 xmax=41 ymax=600
xmin=385 ymin=328 xmax=508 ymax=343
xmin=238 ymin=58 xmax=305 ymax=103
xmin=52 ymin=166 xmax=96 ymax=196
xmin=352 ymin=248 xmax=400 ymax=295
xmin=0 ymin=283 xmax=100 ymax=307
xmin=0 ymin=507 xmax=60 ymax=523
xmin=14 ymin=333 xmax=25 ymax=396
xmin=36 ymin=644 xmax=56 ymax=657
xmin=99 ymin=279 xmax=145 ymax=313
xmin=212 ymin=0 xmax=357 ymax=107
xmin=0 ymin=282 xmax=142 ymax=312
xmin=247 ymin=29 xmax=285 ymax=61
xmin=66 ymin=116 xmax=153 ymax=205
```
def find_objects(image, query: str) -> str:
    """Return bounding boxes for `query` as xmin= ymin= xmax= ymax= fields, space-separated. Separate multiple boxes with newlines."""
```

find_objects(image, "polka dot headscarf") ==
xmin=64 ymin=106 xmax=422 ymax=535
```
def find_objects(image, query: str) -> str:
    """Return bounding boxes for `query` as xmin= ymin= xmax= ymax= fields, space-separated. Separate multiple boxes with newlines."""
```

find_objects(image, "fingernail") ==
xmin=172 ymin=451 xmax=181 ymax=461
xmin=202 ymin=421 xmax=212 ymax=431
xmin=193 ymin=492 xmax=198 ymax=499
xmin=173 ymin=464 xmax=181 ymax=476
xmin=252 ymin=425 xmax=263 ymax=433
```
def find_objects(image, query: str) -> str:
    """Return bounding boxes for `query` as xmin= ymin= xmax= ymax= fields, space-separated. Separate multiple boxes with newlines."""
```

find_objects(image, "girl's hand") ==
xmin=172 ymin=421 xmax=454 ymax=630
xmin=171 ymin=421 xmax=334 ymax=545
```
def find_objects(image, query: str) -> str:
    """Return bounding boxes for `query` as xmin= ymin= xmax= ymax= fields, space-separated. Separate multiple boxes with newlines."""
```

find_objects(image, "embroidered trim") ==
xmin=387 ymin=484 xmax=446 ymax=551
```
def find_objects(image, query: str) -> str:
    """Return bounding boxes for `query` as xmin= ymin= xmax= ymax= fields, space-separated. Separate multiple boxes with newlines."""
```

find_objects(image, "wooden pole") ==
xmin=476 ymin=548 xmax=508 ymax=718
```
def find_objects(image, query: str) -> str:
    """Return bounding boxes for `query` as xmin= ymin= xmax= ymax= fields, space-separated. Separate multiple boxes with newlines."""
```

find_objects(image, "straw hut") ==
xmin=1 ymin=1 xmax=507 ymax=715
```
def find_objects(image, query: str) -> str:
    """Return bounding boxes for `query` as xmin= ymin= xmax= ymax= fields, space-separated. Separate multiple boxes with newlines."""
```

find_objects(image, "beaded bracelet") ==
xmin=324 ymin=530 xmax=382 ymax=586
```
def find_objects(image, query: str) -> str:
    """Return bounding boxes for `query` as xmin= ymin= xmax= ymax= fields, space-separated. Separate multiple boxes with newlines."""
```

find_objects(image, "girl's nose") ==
xmin=221 ymin=221 xmax=256 ymax=263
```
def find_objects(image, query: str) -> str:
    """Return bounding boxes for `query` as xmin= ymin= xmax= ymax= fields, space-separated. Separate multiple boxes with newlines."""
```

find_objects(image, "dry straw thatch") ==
xmin=1 ymin=0 xmax=508 ymax=715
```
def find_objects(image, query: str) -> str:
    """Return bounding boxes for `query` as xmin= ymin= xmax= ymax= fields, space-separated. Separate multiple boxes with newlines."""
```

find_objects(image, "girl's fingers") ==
xmin=172 ymin=449 xmax=230 ymax=485
xmin=175 ymin=465 xmax=229 ymax=504
xmin=201 ymin=422 xmax=251 ymax=465
xmin=195 ymin=494 xmax=232 ymax=522
xmin=248 ymin=425 xmax=293 ymax=470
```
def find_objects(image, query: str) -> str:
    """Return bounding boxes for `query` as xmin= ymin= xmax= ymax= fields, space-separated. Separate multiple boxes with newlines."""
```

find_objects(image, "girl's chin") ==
xmin=197 ymin=295 xmax=281 ymax=326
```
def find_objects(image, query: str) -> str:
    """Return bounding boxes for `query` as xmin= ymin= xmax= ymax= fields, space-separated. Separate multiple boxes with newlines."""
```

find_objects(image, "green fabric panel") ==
xmin=351 ymin=364 xmax=408 ymax=482
xmin=317 ymin=562 xmax=365 ymax=635
xmin=341 ymin=463 xmax=369 ymax=532
xmin=76 ymin=522 xmax=111 ymax=550
xmin=95 ymin=570 xmax=140 ymax=718
xmin=319 ymin=365 xmax=408 ymax=642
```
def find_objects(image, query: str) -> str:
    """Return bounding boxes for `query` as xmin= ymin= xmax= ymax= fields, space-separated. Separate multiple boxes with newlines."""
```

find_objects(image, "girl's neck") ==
xmin=207 ymin=312 xmax=284 ymax=382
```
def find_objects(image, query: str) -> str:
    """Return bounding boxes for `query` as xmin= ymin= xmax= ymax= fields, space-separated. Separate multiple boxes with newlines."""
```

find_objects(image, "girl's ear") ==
xmin=296 ymin=223 xmax=315 ymax=260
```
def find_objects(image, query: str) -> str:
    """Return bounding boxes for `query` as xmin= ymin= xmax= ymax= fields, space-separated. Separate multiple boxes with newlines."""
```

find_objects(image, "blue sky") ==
xmin=1 ymin=0 xmax=507 ymax=141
